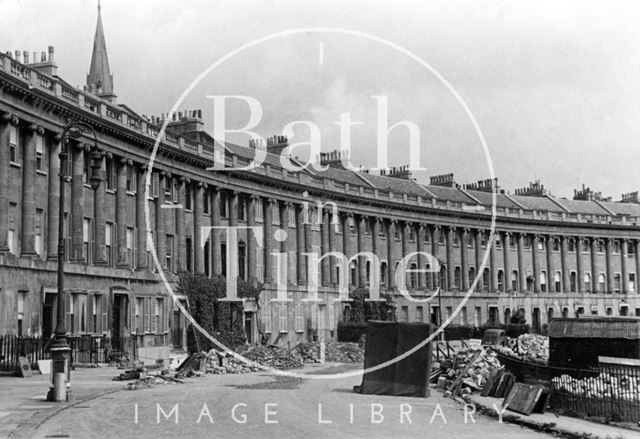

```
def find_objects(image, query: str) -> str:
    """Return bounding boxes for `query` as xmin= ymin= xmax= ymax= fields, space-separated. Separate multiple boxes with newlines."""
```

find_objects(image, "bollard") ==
xmin=54 ymin=373 xmax=66 ymax=402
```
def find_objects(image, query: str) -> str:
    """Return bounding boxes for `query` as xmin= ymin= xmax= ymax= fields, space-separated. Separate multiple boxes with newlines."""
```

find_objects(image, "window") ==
xmin=185 ymin=184 xmax=193 ymax=210
xmin=591 ymin=306 xmax=598 ymax=316
xmin=409 ymin=263 xmax=417 ymax=289
xmin=8 ymin=203 xmax=16 ymax=254
xmin=454 ymin=266 xmax=461 ymax=289
xmin=35 ymin=134 xmax=45 ymax=171
xmin=135 ymin=297 xmax=144 ymax=333
xmin=416 ymin=306 xmax=424 ymax=322
xmin=629 ymin=244 xmax=636 ymax=255
xmin=597 ymin=240 xmax=605 ymax=253
xmin=460 ymin=307 xmax=468 ymax=325
xmin=453 ymin=234 xmax=460 ymax=247
xmin=400 ymin=306 xmax=409 ymax=322
xmin=378 ymin=222 xmax=385 ymax=238
xmin=555 ymin=271 xmax=562 ymax=292
xmin=568 ymin=239 xmax=575 ymax=252
xmin=584 ymin=273 xmax=591 ymax=292
xmin=540 ymin=270 xmax=547 ymax=292
xmin=495 ymin=235 xmax=502 ymax=248
xmin=497 ymin=269 xmax=504 ymax=291
xmin=614 ymin=273 xmax=621 ymax=293
xmin=83 ymin=218 xmax=92 ymax=263
xmin=620 ymin=305 xmax=629 ymax=316
xmin=576 ymin=306 xmax=585 ymax=316
xmin=166 ymin=235 xmax=174 ymax=271
xmin=562 ymin=307 xmax=569 ymax=318
xmin=553 ymin=239 xmax=560 ymax=252
xmin=17 ymin=291 xmax=25 ymax=336
xmin=394 ymin=224 xmax=400 ymax=240
xmin=364 ymin=219 xmax=370 ymax=236
xmin=380 ymin=262 xmax=387 ymax=285
xmin=438 ymin=230 xmax=445 ymax=245
xmin=474 ymin=307 xmax=482 ymax=326
xmin=598 ymin=273 xmax=606 ymax=292
xmin=524 ymin=236 xmax=531 ymax=249
xmin=482 ymin=268 xmax=490 ymax=290
xmin=126 ymin=227 xmax=134 ymax=266
xmin=408 ymin=226 xmax=415 ymax=242
xmin=153 ymin=298 xmax=161 ymax=333
xmin=203 ymin=191 xmax=210 ymax=214
xmin=349 ymin=216 xmax=355 ymax=235
xmin=263 ymin=303 xmax=272 ymax=332
xmin=105 ymin=223 xmax=113 ymax=266
xmin=105 ymin=157 xmax=116 ymax=190
xmin=504 ymin=307 xmax=511 ymax=323
xmin=92 ymin=295 xmax=100 ymax=332
xmin=295 ymin=304 xmax=304 ymax=331
xmin=239 ymin=197 xmax=248 ymax=221
xmin=126 ymin=166 xmax=136 ymax=193
xmin=9 ymin=125 xmax=19 ymax=163
xmin=350 ymin=261 xmax=357 ymax=286
xmin=238 ymin=243 xmax=246 ymax=280
xmin=219 ymin=192 xmax=228 ymax=218
xmin=570 ymin=271 xmax=577 ymax=292
xmin=547 ymin=307 xmax=554 ymax=321
xmin=279 ymin=303 xmax=288 ymax=332
xmin=35 ymin=209 xmax=44 ymax=256
xmin=630 ymin=273 xmax=636 ymax=292
xmin=509 ymin=235 xmax=516 ymax=249
xmin=489 ymin=307 xmax=499 ymax=324
xmin=511 ymin=270 xmax=518 ymax=291
xmin=446 ymin=306 xmax=453 ymax=319
xmin=606 ymin=306 xmax=613 ymax=316
xmin=185 ymin=237 xmax=193 ymax=272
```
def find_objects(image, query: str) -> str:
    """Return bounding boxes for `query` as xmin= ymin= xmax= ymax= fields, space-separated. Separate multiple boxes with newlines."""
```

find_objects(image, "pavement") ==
xmin=0 ymin=366 xmax=123 ymax=439
xmin=1 ymin=365 xmax=639 ymax=438
xmin=466 ymin=394 xmax=640 ymax=439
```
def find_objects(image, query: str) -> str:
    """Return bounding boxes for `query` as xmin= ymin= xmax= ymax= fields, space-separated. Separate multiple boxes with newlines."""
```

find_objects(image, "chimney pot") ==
xmin=23 ymin=51 xmax=29 ymax=64
xmin=41 ymin=51 xmax=46 ymax=62
xmin=48 ymin=46 xmax=55 ymax=63
xmin=14 ymin=51 xmax=20 ymax=62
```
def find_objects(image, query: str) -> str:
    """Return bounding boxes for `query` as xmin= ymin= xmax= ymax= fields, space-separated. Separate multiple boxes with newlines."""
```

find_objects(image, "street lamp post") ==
xmin=47 ymin=119 xmax=101 ymax=402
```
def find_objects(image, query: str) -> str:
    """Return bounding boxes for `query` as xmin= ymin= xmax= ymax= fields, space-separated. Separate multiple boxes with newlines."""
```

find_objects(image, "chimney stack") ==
xmin=23 ymin=51 xmax=29 ymax=64
xmin=48 ymin=46 xmax=55 ymax=64
xmin=14 ymin=51 xmax=20 ymax=63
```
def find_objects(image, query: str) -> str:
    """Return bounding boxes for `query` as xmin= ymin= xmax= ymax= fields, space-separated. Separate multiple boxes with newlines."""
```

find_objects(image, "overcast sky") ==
xmin=2 ymin=0 xmax=639 ymax=200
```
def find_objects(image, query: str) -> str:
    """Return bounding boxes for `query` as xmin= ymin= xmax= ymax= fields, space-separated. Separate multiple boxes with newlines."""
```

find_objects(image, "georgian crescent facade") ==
xmin=2 ymin=10 xmax=640 ymax=364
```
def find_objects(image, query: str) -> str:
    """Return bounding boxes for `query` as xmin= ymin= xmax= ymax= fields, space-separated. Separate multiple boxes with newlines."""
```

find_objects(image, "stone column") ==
xmin=606 ymin=238 xmax=614 ymax=293
xmin=517 ymin=233 xmax=526 ymax=291
xmin=431 ymin=225 xmax=440 ymax=289
xmin=320 ymin=209 xmax=330 ymax=286
xmin=155 ymin=172 xmax=167 ymax=269
xmin=263 ymin=198 xmax=273 ymax=283
xmin=547 ymin=236 xmax=555 ymax=292
xmin=211 ymin=188 xmax=222 ymax=276
xmin=0 ymin=114 xmax=14 ymax=252
xmin=281 ymin=201 xmax=294 ymax=284
xmin=591 ymin=238 xmax=599 ymax=293
xmin=70 ymin=140 xmax=87 ymax=261
xmin=417 ymin=224 xmax=426 ymax=289
xmin=116 ymin=158 xmax=129 ymax=267
xmin=490 ymin=231 xmax=498 ymax=292
xmin=577 ymin=237 xmax=585 ymax=293
xmin=446 ymin=227 xmax=455 ymax=291
xmin=194 ymin=182 xmax=205 ymax=274
xmin=46 ymin=132 xmax=61 ymax=259
xmin=134 ymin=164 xmax=146 ymax=269
xmin=342 ymin=213 xmax=352 ymax=260
xmin=21 ymin=124 xmax=42 ymax=256
xmin=560 ymin=236 xmax=569 ymax=293
xmin=387 ymin=219 xmax=396 ymax=288
xmin=532 ymin=235 xmax=541 ymax=292
xmin=621 ymin=239 xmax=629 ymax=294
xmin=247 ymin=195 xmax=257 ymax=282
xmin=176 ymin=178 xmax=187 ymax=271
xmin=358 ymin=216 xmax=367 ymax=287
xmin=474 ymin=229 xmax=483 ymax=291
xmin=230 ymin=191 xmax=238 ymax=227
xmin=93 ymin=153 xmax=107 ymax=265
xmin=304 ymin=209 xmax=312 ymax=284
xmin=503 ymin=231 xmax=511 ymax=292
xmin=329 ymin=210 xmax=338 ymax=285
xmin=296 ymin=203 xmax=306 ymax=285
xmin=461 ymin=228 xmax=469 ymax=291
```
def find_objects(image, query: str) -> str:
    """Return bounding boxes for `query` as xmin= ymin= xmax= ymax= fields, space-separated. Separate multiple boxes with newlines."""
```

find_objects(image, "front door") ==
xmin=112 ymin=298 xmax=121 ymax=350
xmin=42 ymin=293 xmax=55 ymax=340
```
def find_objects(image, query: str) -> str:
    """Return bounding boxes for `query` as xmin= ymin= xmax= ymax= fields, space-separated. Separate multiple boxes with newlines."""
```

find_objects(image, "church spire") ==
xmin=86 ymin=1 xmax=116 ymax=102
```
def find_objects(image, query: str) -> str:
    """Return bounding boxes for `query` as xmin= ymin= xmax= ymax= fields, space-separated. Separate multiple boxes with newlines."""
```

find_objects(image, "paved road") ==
xmin=33 ymin=364 xmax=547 ymax=439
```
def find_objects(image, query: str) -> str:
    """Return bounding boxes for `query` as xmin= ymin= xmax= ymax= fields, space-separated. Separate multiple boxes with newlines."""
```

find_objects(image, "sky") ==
xmin=1 ymin=0 xmax=639 ymax=200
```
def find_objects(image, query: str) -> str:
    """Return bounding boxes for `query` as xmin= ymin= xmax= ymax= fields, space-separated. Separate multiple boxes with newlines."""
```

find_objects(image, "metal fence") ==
xmin=496 ymin=352 xmax=640 ymax=422
xmin=0 ymin=334 xmax=112 ymax=372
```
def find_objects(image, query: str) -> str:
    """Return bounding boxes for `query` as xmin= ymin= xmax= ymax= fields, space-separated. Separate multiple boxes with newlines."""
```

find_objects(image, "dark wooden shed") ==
xmin=548 ymin=317 xmax=640 ymax=368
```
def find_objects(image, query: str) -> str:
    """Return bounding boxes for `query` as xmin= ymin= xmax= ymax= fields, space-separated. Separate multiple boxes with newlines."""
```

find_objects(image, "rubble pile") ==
xmin=206 ymin=342 xmax=364 ymax=374
xmin=494 ymin=333 xmax=549 ymax=363
xmin=552 ymin=373 xmax=640 ymax=400
xmin=435 ymin=347 xmax=502 ymax=395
